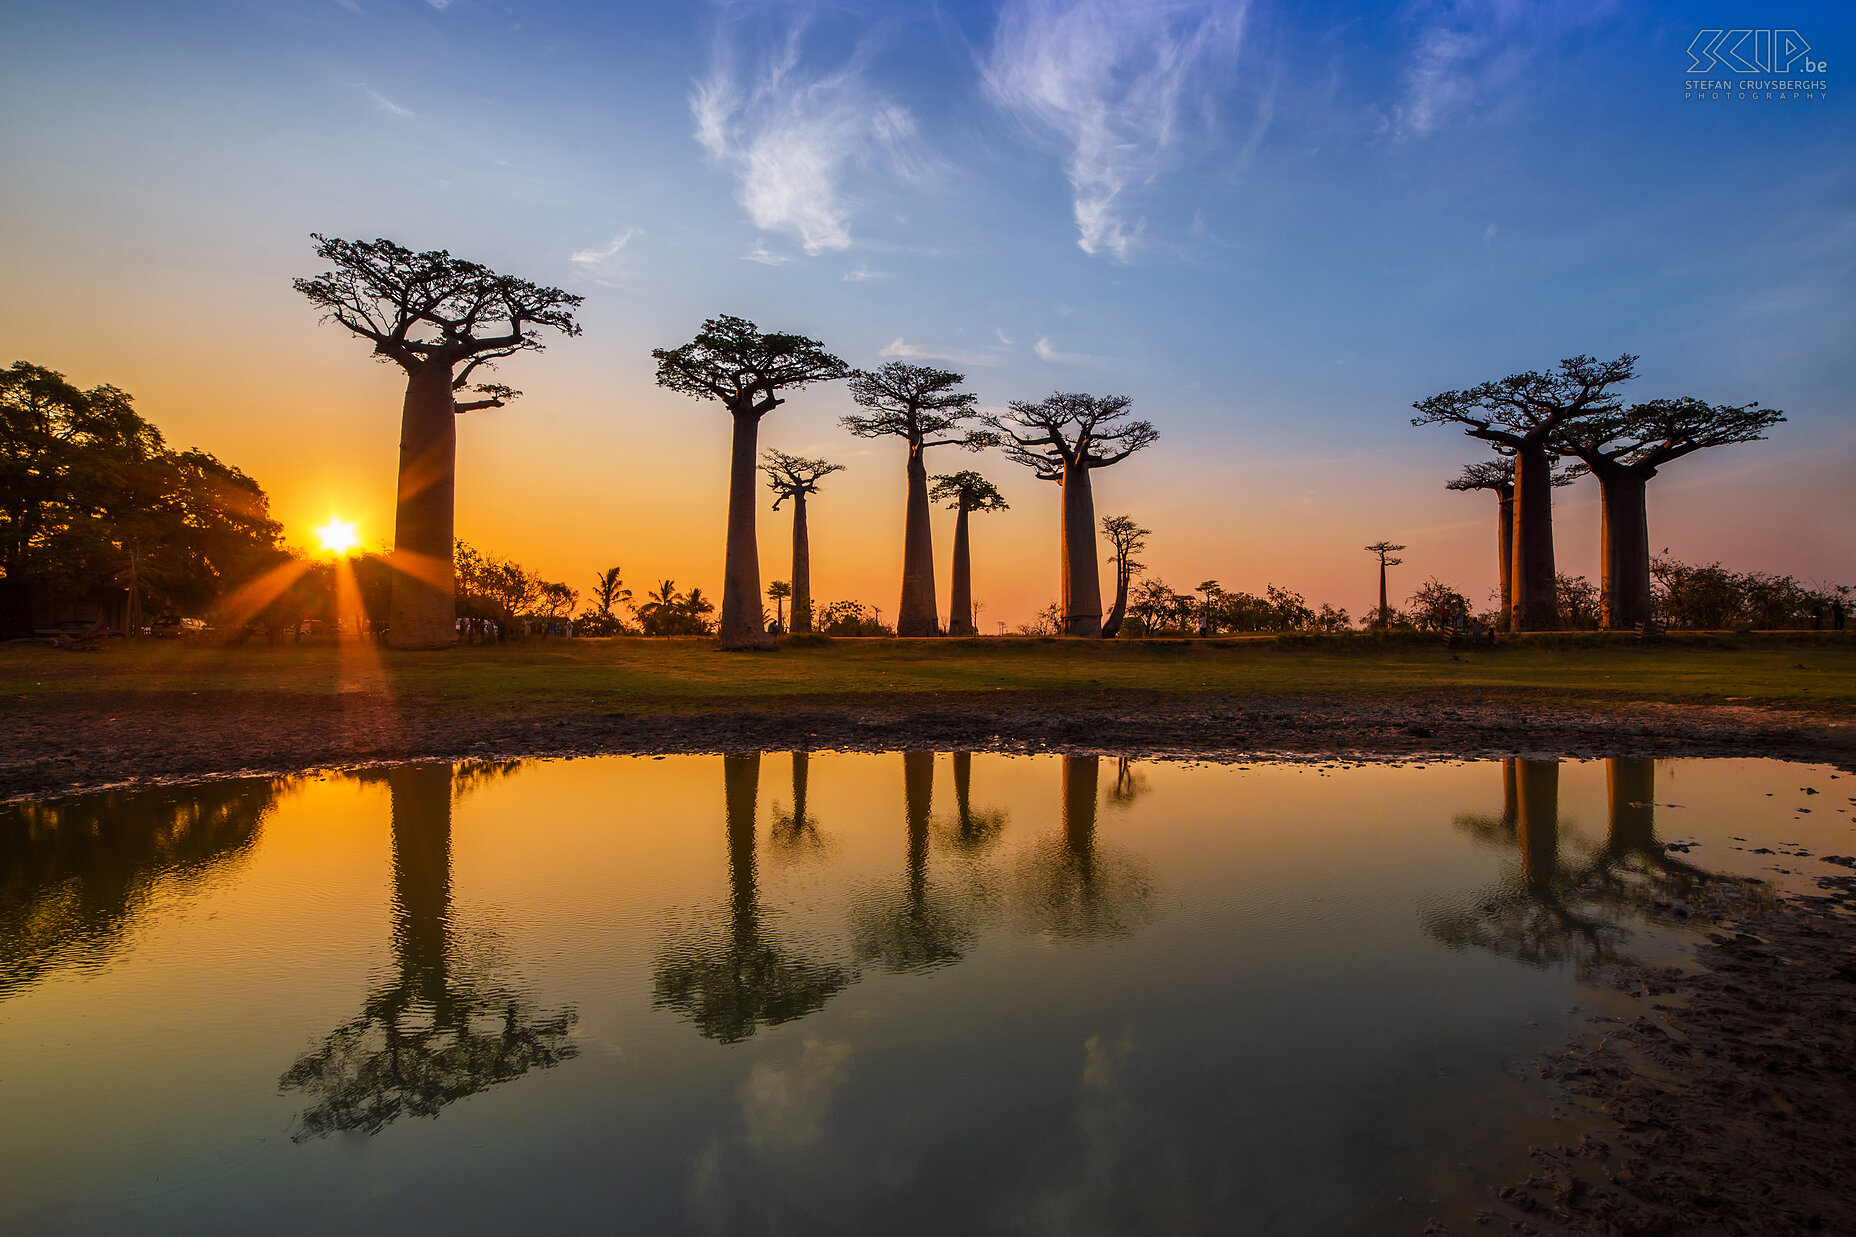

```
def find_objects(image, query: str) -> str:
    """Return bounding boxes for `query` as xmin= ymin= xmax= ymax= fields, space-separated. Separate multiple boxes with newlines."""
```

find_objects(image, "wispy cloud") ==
xmin=570 ymin=229 xmax=640 ymax=280
xmin=360 ymin=85 xmax=414 ymax=118
xmin=982 ymin=0 xmax=1247 ymax=260
xmin=1034 ymin=334 xmax=1096 ymax=363
xmin=1396 ymin=1 xmax=1614 ymax=138
xmin=879 ymin=338 xmax=996 ymax=366
xmin=843 ymin=264 xmax=886 ymax=281
xmin=694 ymin=12 xmax=934 ymax=255
xmin=741 ymin=243 xmax=792 ymax=266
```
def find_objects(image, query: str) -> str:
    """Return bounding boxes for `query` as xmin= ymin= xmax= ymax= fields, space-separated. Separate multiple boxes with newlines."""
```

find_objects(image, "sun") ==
xmin=313 ymin=516 xmax=360 ymax=557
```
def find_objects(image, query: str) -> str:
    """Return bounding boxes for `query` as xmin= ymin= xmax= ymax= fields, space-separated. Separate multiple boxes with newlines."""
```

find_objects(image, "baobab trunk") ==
xmin=388 ymin=362 xmax=461 ymax=649
xmin=1606 ymin=757 xmax=1656 ymax=856
xmin=947 ymin=503 xmax=974 ymax=635
xmin=386 ymin=762 xmax=453 ymax=994
xmin=791 ymin=751 xmax=809 ymax=826
xmin=721 ymin=413 xmax=776 ymax=650
xmin=897 ymin=449 xmax=939 ymax=636
xmin=1102 ymin=564 xmax=1129 ymax=638
xmin=790 ymin=490 xmax=813 ymax=634
xmin=1598 ymin=470 xmax=1652 ymax=630
xmin=1059 ymin=466 xmax=1103 ymax=638
xmin=904 ymin=751 xmax=933 ymax=909
xmin=724 ymin=752 xmax=762 ymax=939
xmin=1378 ymin=561 xmax=1390 ymax=628
xmin=1510 ymin=443 xmax=1560 ymax=631
xmin=1062 ymin=754 xmax=1099 ymax=880
xmin=1514 ymin=758 xmax=1560 ymax=894
xmin=1496 ymin=488 xmax=1515 ymax=631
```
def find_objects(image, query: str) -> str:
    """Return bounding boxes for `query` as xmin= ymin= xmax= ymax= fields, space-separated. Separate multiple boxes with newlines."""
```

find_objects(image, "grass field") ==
xmin=4 ymin=633 xmax=1853 ymax=715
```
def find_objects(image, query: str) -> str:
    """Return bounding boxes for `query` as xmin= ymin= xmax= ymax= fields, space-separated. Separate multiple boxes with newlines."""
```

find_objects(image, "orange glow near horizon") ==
xmin=313 ymin=516 xmax=360 ymax=557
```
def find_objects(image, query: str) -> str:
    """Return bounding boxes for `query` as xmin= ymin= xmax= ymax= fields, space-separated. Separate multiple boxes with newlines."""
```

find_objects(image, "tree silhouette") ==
xmin=592 ymin=567 xmax=630 ymax=616
xmin=1446 ymin=457 xmax=1574 ymax=627
xmin=295 ymin=236 xmax=581 ymax=649
xmin=928 ymin=470 xmax=1009 ymax=636
xmin=1413 ymin=354 xmax=1637 ymax=631
xmin=850 ymin=752 xmax=978 ymax=972
xmin=1549 ymin=398 xmax=1782 ymax=629
xmin=766 ymin=579 xmax=791 ymax=631
xmin=652 ymin=754 xmax=852 ymax=1043
xmin=985 ymin=393 xmax=1157 ymax=637
xmin=279 ymin=765 xmax=578 ymax=1137
xmin=1010 ymin=756 xmax=1154 ymax=939
xmin=1098 ymin=514 xmax=1150 ymax=638
xmin=653 ymin=316 xmax=848 ymax=650
xmin=843 ymin=364 xmax=995 ymax=636
xmin=762 ymin=450 xmax=846 ymax=635
xmin=1363 ymin=542 xmax=1405 ymax=628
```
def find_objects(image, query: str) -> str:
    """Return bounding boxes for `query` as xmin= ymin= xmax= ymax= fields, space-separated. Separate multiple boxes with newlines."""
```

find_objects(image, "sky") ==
xmin=3 ymin=0 xmax=1851 ymax=627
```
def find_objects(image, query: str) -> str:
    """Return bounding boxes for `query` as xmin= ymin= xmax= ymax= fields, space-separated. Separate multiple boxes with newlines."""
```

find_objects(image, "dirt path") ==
xmin=4 ymin=687 xmax=1854 ymax=799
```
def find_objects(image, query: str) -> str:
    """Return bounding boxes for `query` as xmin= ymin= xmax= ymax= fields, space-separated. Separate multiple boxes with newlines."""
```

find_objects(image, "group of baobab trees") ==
xmin=296 ymin=237 xmax=1777 ymax=649
xmin=1418 ymin=354 xmax=1782 ymax=631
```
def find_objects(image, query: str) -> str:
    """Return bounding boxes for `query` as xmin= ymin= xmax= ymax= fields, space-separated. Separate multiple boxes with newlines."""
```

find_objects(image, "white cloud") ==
xmin=1484 ymin=221 xmax=1498 ymax=242
xmin=360 ymin=86 xmax=413 ymax=118
xmin=843 ymin=264 xmax=886 ymax=281
xmin=982 ymin=0 xmax=1247 ymax=260
xmin=1034 ymin=334 xmax=1094 ymax=363
xmin=879 ymin=338 xmax=995 ymax=366
xmin=570 ymin=228 xmax=640 ymax=272
xmin=1395 ymin=1 xmax=1615 ymax=139
xmin=741 ymin=244 xmax=792 ymax=265
xmin=995 ymin=327 xmax=1014 ymax=346
xmin=693 ymin=14 xmax=934 ymax=255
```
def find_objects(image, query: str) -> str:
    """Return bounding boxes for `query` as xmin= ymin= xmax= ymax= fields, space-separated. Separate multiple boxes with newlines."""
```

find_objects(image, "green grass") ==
xmin=4 ymin=633 xmax=1854 ymax=715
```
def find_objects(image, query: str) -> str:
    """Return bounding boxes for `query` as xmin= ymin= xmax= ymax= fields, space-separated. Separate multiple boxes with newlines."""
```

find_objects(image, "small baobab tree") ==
xmin=762 ymin=450 xmax=846 ymax=635
xmin=842 ymin=363 xmax=995 ymax=637
xmin=1549 ymin=397 xmax=1782 ymax=630
xmin=1098 ymin=515 xmax=1150 ymax=638
xmin=928 ymin=470 xmax=1009 ymax=636
xmin=295 ymin=235 xmax=582 ymax=648
xmin=1447 ymin=457 xmax=1575 ymax=627
xmin=986 ymin=393 xmax=1157 ymax=638
xmin=1413 ymin=354 xmax=1638 ymax=631
xmin=1364 ymin=542 xmax=1405 ymax=627
xmin=652 ymin=316 xmax=848 ymax=650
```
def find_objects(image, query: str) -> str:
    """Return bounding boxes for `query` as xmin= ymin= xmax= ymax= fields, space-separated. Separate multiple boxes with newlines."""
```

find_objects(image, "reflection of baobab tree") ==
xmin=653 ymin=754 xmax=851 ymax=1043
xmin=934 ymin=751 xmax=1007 ymax=855
xmin=1106 ymin=756 xmax=1149 ymax=809
xmin=851 ymin=752 xmax=980 ymax=972
xmin=0 ymin=778 xmax=286 ymax=998
xmin=768 ymin=751 xmax=826 ymax=857
xmin=1584 ymin=758 xmax=1770 ymax=923
xmin=279 ymin=764 xmax=577 ymax=1137
xmin=1011 ymin=756 xmax=1154 ymax=940
xmin=1424 ymin=759 xmax=1627 ymax=968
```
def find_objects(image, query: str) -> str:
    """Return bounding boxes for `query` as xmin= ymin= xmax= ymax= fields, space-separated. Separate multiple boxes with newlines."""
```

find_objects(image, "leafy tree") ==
xmin=295 ymin=235 xmax=581 ymax=648
xmin=1549 ymin=397 xmax=1783 ymax=629
xmin=1097 ymin=514 xmax=1149 ymax=638
xmin=1128 ymin=578 xmax=1190 ymax=635
xmin=634 ymin=579 xmax=716 ymax=636
xmin=1406 ymin=578 xmax=1472 ymax=632
xmin=1446 ymin=455 xmax=1575 ymax=629
xmin=1414 ymin=354 xmax=1637 ymax=630
xmin=986 ymin=393 xmax=1157 ymax=637
xmin=766 ymin=579 xmax=791 ymax=631
xmin=653 ymin=315 xmax=848 ymax=650
xmin=534 ymin=581 xmax=578 ymax=635
xmin=1364 ymin=542 xmax=1406 ymax=629
xmin=1555 ymin=572 xmax=1602 ymax=630
xmin=761 ymin=450 xmax=845 ymax=634
xmin=929 ymin=470 xmax=1010 ymax=636
xmin=842 ymin=363 xmax=994 ymax=636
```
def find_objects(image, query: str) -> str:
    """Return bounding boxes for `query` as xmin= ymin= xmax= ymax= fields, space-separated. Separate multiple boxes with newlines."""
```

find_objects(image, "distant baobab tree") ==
xmin=1364 ymin=542 xmax=1405 ymax=627
xmin=766 ymin=580 xmax=791 ymax=631
xmin=1098 ymin=514 xmax=1150 ymax=638
xmin=1413 ymin=354 xmax=1638 ymax=631
xmin=762 ymin=450 xmax=846 ymax=635
xmin=653 ymin=316 xmax=848 ymax=650
xmin=843 ymin=364 xmax=996 ymax=637
xmin=295 ymin=235 xmax=582 ymax=648
xmin=1549 ymin=397 xmax=1782 ymax=629
xmin=1446 ymin=457 xmax=1574 ymax=627
xmin=928 ymin=470 xmax=1009 ymax=636
xmin=986 ymin=392 xmax=1157 ymax=638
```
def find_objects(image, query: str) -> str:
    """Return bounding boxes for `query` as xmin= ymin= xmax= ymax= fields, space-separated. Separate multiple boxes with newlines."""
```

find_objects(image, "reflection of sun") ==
xmin=314 ymin=516 xmax=360 ymax=556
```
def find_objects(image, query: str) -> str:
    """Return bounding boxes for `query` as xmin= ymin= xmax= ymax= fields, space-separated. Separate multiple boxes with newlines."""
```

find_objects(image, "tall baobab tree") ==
xmin=1098 ymin=514 xmax=1150 ymax=638
xmin=842 ymin=364 xmax=994 ymax=637
xmin=1446 ymin=457 xmax=1574 ymax=627
xmin=295 ymin=236 xmax=581 ymax=649
xmin=986 ymin=393 xmax=1157 ymax=638
xmin=653 ymin=316 xmax=848 ymax=650
xmin=762 ymin=450 xmax=846 ymax=635
xmin=1364 ymin=542 xmax=1405 ymax=627
xmin=928 ymin=470 xmax=1009 ymax=636
xmin=1549 ymin=398 xmax=1782 ymax=629
xmin=1413 ymin=354 xmax=1638 ymax=631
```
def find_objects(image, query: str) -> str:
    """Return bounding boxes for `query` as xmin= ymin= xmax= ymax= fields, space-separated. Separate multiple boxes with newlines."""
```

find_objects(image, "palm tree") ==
xmin=766 ymin=580 xmax=791 ymax=631
xmin=928 ymin=471 xmax=1009 ymax=636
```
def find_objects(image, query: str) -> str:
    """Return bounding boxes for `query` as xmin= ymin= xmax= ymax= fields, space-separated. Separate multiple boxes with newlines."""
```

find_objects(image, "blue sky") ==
xmin=3 ymin=0 xmax=1851 ymax=623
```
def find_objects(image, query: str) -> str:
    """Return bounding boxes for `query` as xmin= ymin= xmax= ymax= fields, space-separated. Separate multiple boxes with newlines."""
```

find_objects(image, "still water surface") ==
xmin=2 ymin=753 xmax=1850 ymax=1234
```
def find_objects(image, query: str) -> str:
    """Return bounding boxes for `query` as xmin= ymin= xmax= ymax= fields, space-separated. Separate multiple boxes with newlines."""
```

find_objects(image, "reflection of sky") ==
xmin=2 ymin=753 xmax=1851 ymax=1231
xmin=3 ymin=2 xmax=1850 ymax=623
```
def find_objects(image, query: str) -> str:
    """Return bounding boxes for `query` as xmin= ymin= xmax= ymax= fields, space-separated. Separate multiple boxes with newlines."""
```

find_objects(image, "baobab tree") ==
xmin=1413 ymin=354 xmax=1638 ymax=631
xmin=986 ymin=392 xmax=1157 ymax=637
xmin=762 ymin=450 xmax=846 ymax=635
xmin=1549 ymin=397 xmax=1781 ymax=629
xmin=653 ymin=316 xmax=848 ymax=650
xmin=766 ymin=580 xmax=791 ymax=631
xmin=1446 ymin=457 xmax=1574 ymax=627
xmin=1098 ymin=514 xmax=1150 ymax=638
xmin=841 ymin=364 xmax=995 ymax=637
xmin=928 ymin=470 xmax=1009 ymax=636
xmin=1364 ymin=542 xmax=1405 ymax=627
xmin=295 ymin=236 xmax=581 ymax=648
